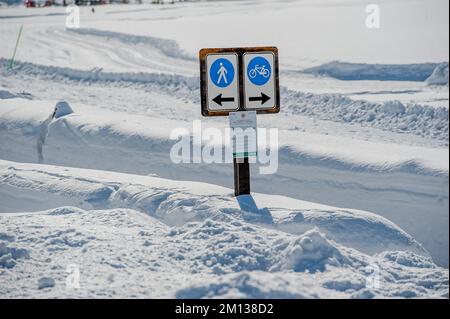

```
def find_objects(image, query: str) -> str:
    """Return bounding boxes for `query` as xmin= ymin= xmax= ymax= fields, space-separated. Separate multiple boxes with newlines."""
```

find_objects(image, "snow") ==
xmin=53 ymin=101 xmax=74 ymax=119
xmin=2 ymin=58 xmax=448 ymax=141
xmin=0 ymin=85 xmax=448 ymax=267
xmin=0 ymin=159 xmax=431 ymax=257
xmin=426 ymin=63 xmax=449 ymax=86
xmin=0 ymin=161 xmax=447 ymax=298
xmin=0 ymin=240 xmax=30 ymax=269
xmin=38 ymin=277 xmax=55 ymax=290
xmin=0 ymin=155 xmax=446 ymax=297
xmin=0 ymin=0 xmax=448 ymax=298
xmin=282 ymin=88 xmax=449 ymax=141
xmin=303 ymin=61 xmax=440 ymax=82
xmin=0 ymin=173 xmax=447 ymax=297
xmin=0 ymin=98 xmax=447 ymax=174
xmin=68 ymin=28 xmax=196 ymax=63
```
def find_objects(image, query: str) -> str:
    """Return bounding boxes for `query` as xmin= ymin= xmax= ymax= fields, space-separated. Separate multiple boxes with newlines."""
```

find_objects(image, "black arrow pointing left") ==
xmin=213 ymin=94 xmax=235 ymax=106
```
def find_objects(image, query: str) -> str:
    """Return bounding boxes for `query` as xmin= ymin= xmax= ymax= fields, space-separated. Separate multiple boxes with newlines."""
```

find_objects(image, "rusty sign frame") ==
xmin=199 ymin=47 xmax=280 ymax=117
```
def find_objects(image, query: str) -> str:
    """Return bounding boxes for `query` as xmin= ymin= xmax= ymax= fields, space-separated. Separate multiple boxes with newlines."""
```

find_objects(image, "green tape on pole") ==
xmin=233 ymin=151 xmax=257 ymax=159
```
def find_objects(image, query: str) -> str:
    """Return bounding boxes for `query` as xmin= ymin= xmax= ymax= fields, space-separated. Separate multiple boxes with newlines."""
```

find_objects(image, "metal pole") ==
xmin=233 ymin=157 xmax=250 ymax=196
xmin=233 ymin=51 xmax=251 ymax=196
xmin=233 ymin=52 xmax=250 ymax=196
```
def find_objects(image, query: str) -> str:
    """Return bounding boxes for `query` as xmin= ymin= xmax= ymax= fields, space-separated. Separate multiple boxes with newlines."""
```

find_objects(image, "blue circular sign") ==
xmin=247 ymin=56 xmax=271 ymax=86
xmin=210 ymin=58 xmax=235 ymax=88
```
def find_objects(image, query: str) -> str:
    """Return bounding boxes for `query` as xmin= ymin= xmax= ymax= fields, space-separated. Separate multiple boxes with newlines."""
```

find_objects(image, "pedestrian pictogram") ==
xmin=210 ymin=58 xmax=235 ymax=88
xmin=203 ymin=52 xmax=239 ymax=113
xmin=217 ymin=63 xmax=228 ymax=84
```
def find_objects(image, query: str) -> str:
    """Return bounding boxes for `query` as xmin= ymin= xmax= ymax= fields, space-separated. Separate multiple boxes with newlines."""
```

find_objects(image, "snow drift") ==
xmin=426 ymin=63 xmax=449 ymax=86
xmin=303 ymin=61 xmax=441 ymax=82
xmin=0 ymin=98 xmax=447 ymax=266
xmin=0 ymin=0 xmax=448 ymax=299
xmin=0 ymin=161 xmax=448 ymax=298
xmin=2 ymin=58 xmax=447 ymax=142
xmin=0 ymin=159 xmax=428 ymax=259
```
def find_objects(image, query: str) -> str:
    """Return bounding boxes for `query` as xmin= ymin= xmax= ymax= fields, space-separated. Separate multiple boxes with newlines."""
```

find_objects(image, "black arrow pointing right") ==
xmin=249 ymin=93 xmax=271 ymax=105
xmin=213 ymin=94 xmax=235 ymax=106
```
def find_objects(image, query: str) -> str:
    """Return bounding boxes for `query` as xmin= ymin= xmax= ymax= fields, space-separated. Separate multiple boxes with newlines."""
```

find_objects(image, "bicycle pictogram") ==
xmin=247 ymin=56 xmax=272 ymax=86
xmin=248 ymin=64 xmax=270 ymax=79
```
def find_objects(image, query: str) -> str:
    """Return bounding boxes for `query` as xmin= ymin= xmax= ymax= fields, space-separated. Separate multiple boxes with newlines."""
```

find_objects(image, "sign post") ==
xmin=229 ymin=111 xmax=257 ymax=196
xmin=233 ymin=157 xmax=251 ymax=196
xmin=199 ymin=47 xmax=280 ymax=196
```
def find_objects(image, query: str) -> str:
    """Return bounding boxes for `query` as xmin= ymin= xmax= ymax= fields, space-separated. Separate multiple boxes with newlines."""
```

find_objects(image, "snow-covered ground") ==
xmin=0 ymin=0 xmax=448 ymax=298
xmin=0 ymin=160 xmax=448 ymax=298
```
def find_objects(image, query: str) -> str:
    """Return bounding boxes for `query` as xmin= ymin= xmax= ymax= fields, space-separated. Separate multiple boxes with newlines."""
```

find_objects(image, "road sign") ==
xmin=200 ymin=47 xmax=279 ymax=116
xmin=244 ymin=52 xmax=276 ymax=110
xmin=199 ymin=47 xmax=279 ymax=197
xmin=205 ymin=53 xmax=239 ymax=113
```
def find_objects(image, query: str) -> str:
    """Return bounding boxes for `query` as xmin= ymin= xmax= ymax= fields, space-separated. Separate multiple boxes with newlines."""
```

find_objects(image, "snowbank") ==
xmin=2 ymin=58 xmax=447 ymax=142
xmin=282 ymin=87 xmax=449 ymax=142
xmin=0 ymin=97 xmax=446 ymax=175
xmin=426 ymin=63 xmax=449 ymax=86
xmin=0 ymin=98 xmax=447 ymax=266
xmin=1 ymin=204 xmax=447 ymax=298
xmin=0 ymin=159 xmax=431 ymax=259
xmin=53 ymin=101 xmax=74 ymax=119
xmin=0 ymin=89 xmax=32 ymax=100
xmin=0 ymin=58 xmax=198 ymax=91
xmin=303 ymin=61 xmax=440 ymax=82
xmin=67 ymin=28 xmax=195 ymax=62
xmin=0 ymin=239 xmax=30 ymax=269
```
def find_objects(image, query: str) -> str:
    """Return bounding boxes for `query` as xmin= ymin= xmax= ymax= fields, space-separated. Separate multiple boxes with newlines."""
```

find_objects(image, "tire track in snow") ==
xmin=14 ymin=27 xmax=197 ymax=76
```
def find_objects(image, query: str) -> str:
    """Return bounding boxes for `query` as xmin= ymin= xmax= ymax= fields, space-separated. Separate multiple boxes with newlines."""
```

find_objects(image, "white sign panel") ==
xmin=243 ymin=52 xmax=276 ymax=110
xmin=229 ymin=111 xmax=257 ymax=159
xmin=206 ymin=53 xmax=239 ymax=112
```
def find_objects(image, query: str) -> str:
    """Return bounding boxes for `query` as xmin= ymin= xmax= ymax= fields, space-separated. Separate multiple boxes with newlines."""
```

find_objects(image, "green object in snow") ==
xmin=8 ymin=24 xmax=23 ymax=70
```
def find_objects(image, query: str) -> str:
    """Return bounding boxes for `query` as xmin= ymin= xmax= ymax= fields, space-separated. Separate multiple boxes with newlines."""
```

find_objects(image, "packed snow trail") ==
xmin=0 ymin=160 xmax=448 ymax=298
xmin=1 ymin=0 xmax=448 ymax=67
xmin=0 ymin=22 xmax=197 ymax=75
